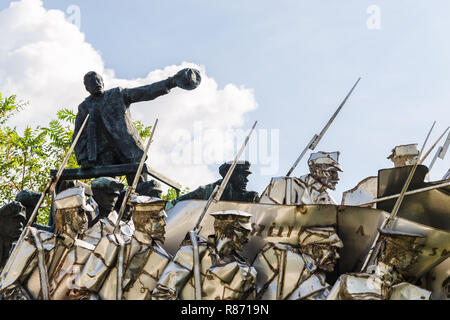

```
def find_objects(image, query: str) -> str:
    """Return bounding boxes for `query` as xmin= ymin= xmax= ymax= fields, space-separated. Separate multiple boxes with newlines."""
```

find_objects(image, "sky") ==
xmin=1 ymin=0 xmax=449 ymax=202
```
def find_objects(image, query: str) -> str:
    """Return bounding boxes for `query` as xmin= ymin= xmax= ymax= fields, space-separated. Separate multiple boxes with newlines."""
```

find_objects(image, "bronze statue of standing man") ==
xmin=73 ymin=68 xmax=201 ymax=169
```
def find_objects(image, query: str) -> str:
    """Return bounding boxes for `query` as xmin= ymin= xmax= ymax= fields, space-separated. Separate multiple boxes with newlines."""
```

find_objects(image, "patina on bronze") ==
xmin=0 ymin=202 xmax=26 ymax=271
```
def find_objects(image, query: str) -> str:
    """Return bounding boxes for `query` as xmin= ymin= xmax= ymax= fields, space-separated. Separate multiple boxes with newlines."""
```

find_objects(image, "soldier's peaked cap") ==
xmin=308 ymin=151 xmax=342 ymax=172
xmin=54 ymin=187 xmax=93 ymax=212
xmin=15 ymin=190 xmax=43 ymax=208
xmin=219 ymin=161 xmax=252 ymax=178
xmin=91 ymin=177 xmax=124 ymax=194
xmin=387 ymin=144 xmax=419 ymax=160
xmin=298 ymin=227 xmax=344 ymax=248
xmin=210 ymin=210 xmax=252 ymax=231
xmin=130 ymin=195 xmax=167 ymax=215
xmin=136 ymin=180 xmax=163 ymax=194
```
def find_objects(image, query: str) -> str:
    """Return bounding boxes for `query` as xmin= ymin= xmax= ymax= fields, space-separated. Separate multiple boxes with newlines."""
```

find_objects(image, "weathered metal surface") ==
xmin=341 ymin=176 xmax=378 ymax=207
xmin=260 ymin=176 xmax=337 ymax=205
xmin=154 ymin=234 xmax=257 ymax=300
xmin=424 ymin=257 xmax=449 ymax=300
xmin=376 ymin=165 xmax=450 ymax=230
xmin=162 ymin=200 xmax=450 ymax=279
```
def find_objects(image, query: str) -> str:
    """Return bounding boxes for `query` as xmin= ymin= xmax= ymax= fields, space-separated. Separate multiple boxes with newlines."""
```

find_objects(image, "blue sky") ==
xmin=1 ymin=0 xmax=449 ymax=201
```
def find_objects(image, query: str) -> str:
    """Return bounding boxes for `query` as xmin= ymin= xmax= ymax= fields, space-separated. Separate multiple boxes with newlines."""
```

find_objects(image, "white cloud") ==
xmin=0 ymin=0 xmax=258 ymax=190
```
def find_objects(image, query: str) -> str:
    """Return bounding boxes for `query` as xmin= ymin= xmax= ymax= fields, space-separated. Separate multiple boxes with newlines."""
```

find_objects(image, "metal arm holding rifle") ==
xmin=189 ymin=121 xmax=258 ymax=300
xmin=0 ymin=114 xmax=90 ymax=298
xmin=286 ymin=77 xmax=361 ymax=177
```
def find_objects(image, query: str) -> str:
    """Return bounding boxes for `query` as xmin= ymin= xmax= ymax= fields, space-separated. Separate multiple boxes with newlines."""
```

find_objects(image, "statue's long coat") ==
xmin=73 ymin=80 xmax=171 ymax=166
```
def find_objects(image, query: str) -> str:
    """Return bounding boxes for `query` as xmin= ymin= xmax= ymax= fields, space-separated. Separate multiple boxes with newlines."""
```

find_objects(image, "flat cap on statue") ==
xmin=15 ymin=190 xmax=42 ymax=208
xmin=136 ymin=180 xmax=163 ymax=195
xmin=219 ymin=161 xmax=252 ymax=178
xmin=308 ymin=151 xmax=343 ymax=172
xmin=91 ymin=177 xmax=124 ymax=194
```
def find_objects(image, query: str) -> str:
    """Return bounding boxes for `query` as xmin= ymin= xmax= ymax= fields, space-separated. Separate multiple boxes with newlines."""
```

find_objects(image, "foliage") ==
xmin=0 ymin=94 xmax=157 ymax=225
xmin=161 ymin=187 xmax=190 ymax=201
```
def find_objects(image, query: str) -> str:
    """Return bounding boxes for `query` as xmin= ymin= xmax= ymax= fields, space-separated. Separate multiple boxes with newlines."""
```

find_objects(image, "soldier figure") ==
xmin=153 ymin=210 xmax=257 ymax=300
xmin=76 ymin=196 xmax=171 ymax=300
xmin=82 ymin=177 xmax=133 ymax=246
xmin=73 ymin=68 xmax=201 ymax=175
xmin=170 ymin=161 xmax=260 ymax=208
xmin=14 ymin=190 xmax=41 ymax=224
xmin=252 ymin=227 xmax=343 ymax=300
xmin=260 ymin=151 xmax=342 ymax=205
xmin=0 ymin=188 xmax=95 ymax=300
xmin=327 ymin=229 xmax=432 ymax=300
xmin=341 ymin=143 xmax=422 ymax=206
xmin=0 ymin=202 xmax=26 ymax=271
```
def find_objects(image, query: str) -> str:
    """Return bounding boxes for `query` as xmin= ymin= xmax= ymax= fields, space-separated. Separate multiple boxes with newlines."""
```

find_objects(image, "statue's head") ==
xmin=378 ymin=229 xmax=424 ymax=274
xmin=308 ymin=151 xmax=342 ymax=190
xmin=210 ymin=210 xmax=252 ymax=252
xmin=15 ymin=190 xmax=41 ymax=223
xmin=0 ymin=201 xmax=26 ymax=241
xmin=219 ymin=161 xmax=252 ymax=192
xmin=298 ymin=226 xmax=343 ymax=272
xmin=136 ymin=180 xmax=163 ymax=199
xmin=130 ymin=196 xmax=167 ymax=243
xmin=54 ymin=188 xmax=93 ymax=236
xmin=83 ymin=71 xmax=104 ymax=96
xmin=0 ymin=201 xmax=26 ymax=268
xmin=387 ymin=144 xmax=419 ymax=167
xmin=91 ymin=177 xmax=124 ymax=213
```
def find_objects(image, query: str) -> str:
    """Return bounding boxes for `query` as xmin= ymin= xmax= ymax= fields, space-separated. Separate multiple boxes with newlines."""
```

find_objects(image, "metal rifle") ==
xmin=428 ymin=130 xmax=450 ymax=172
xmin=113 ymin=118 xmax=158 ymax=300
xmin=359 ymin=122 xmax=436 ymax=272
xmin=356 ymin=125 xmax=449 ymax=207
xmin=0 ymin=114 xmax=90 ymax=298
xmin=189 ymin=121 xmax=258 ymax=300
xmin=286 ymin=77 xmax=361 ymax=177
xmin=114 ymin=118 xmax=159 ymax=232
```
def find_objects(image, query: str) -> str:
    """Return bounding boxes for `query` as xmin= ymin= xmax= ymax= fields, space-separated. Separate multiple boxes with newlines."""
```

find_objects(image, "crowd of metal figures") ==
xmin=0 ymin=69 xmax=448 ymax=300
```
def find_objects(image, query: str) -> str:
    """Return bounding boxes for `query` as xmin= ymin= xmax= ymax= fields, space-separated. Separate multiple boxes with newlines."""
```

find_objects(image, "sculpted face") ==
xmin=302 ymin=244 xmax=340 ymax=272
xmin=230 ymin=172 xmax=249 ymax=192
xmin=133 ymin=210 xmax=167 ymax=243
xmin=312 ymin=165 xmax=340 ymax=190
xmin=214 ymin=216 xmax=252 ymax=252
xmin=84 ymin=72 xmax=104 ymax=96
xmin=71 ymin=208 xmax=88 ymax=235
xmin=55 ymin=208 xmax=88 ymax=236
xmin=93 ymin=190 xmax=119 ymax=213
xmin=231 ymin=227 xmax=251 ymax=251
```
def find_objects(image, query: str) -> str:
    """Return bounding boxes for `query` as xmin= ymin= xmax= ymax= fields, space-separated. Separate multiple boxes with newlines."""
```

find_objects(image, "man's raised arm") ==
xmin=124 ymin=68 xmax=201 ymax=104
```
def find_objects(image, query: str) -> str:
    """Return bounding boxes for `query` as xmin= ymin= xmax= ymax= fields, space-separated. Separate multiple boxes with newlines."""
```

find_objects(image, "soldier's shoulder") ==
xmin=106 ymin=87 xmax=124 ymax=95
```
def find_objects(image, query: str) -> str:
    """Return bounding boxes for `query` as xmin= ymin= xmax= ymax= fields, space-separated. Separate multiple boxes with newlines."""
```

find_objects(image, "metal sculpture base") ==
xmin=50 ymin=164 xmax=181 ymax=192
